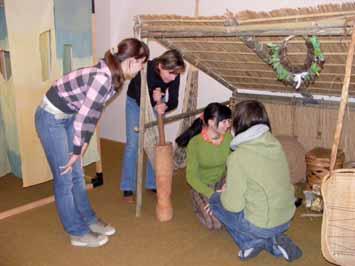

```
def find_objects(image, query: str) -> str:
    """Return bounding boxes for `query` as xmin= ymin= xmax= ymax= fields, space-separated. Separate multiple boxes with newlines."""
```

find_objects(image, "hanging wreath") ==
xmin=268 ymin=35 xmax=325 ymax=90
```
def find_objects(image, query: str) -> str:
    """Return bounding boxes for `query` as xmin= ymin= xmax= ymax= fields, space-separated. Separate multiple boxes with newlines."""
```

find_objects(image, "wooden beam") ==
xmin=144 ymin=101 xmax=230 ymax=129
xmin=330 ymin=24 xmax=355 ymax=171
xmin=141 ymin=16 xmax=353 ymax=38
xmin=135 ymin=61 xmax=148 ymax=217
xmin=139 ymin=10 xmax=355 ymax=25
xmin=0 ymin=184 xmax=93 ymax=221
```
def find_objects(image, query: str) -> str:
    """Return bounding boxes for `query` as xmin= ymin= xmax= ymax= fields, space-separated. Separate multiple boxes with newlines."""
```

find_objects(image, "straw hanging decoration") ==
xmin=268 ymin=35 xmax=325 ymax=90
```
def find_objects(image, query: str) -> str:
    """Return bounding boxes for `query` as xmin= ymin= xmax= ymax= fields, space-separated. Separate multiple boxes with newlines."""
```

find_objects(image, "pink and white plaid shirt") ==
xmin=52 ymin=60 xmax=116 ymax=154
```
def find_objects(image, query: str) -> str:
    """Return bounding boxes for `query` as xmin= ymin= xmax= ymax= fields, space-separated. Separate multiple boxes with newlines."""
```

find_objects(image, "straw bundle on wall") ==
xmin=235 ymin=98 xmax=355 ymax=162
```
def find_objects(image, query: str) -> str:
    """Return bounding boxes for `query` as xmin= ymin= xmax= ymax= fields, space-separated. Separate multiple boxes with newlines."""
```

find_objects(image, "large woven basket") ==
xmin=306 ymin=147 xmax=345 ymax=189
xmin=321 ymin=169 xmax=355 ymax=266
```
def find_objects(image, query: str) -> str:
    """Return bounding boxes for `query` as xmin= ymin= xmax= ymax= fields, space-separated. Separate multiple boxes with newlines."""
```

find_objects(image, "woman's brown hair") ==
xmin=232 ymin=100 xmax=271 ymax=136
xmin=104 ymin=38 xmax=149 ymax=92
xmin=154 ymin=49 xmax=185 ymax=75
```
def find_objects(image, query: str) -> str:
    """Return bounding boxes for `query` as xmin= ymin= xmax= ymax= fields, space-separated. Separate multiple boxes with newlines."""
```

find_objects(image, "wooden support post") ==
xmin=0 ymin=184 xmax=93 ymax=221
xmin=136 ymin=62 xmax=148 ymax=217
xmin=330 ymin=24 xmax=355 ymax=172
xmin=91 ymin=3 xmax=103 ymax=187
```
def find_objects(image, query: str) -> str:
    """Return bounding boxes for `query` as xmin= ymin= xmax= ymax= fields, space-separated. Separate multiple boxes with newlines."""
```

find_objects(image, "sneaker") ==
xmin=89 ymin=219 xmax=116 ymax=236
xmin=276 ymin=235 xmax=302 ymax=262
xmin=238 ymin=246 xmax=263 ymax=260
xmin=70 ymin=232 xmax=108 ymax=247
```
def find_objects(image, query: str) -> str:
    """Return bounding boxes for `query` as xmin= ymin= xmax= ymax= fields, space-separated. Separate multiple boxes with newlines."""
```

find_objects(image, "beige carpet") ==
xmin=0 ymin=139 xmax=330 ymax=266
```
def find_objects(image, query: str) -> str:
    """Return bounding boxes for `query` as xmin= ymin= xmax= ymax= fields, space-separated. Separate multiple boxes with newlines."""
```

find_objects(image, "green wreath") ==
xmin=268 ymin=35 xmax=325 ymax=90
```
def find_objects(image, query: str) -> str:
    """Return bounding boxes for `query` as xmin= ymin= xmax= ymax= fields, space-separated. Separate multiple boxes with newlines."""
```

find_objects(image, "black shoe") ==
xmin=295 ymin=197 xmax=303 ymax=208
xmin=148 ymin=189 xmax=157 ymax=193
xmin=123 ymin=190 xmax=133 ymax=197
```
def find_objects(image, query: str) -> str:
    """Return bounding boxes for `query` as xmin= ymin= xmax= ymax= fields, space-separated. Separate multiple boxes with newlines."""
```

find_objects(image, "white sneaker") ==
xmin=70 ymin=232 xmax=108 ymax=247
xmin=89 ymin=219 xmax=116 ymax=236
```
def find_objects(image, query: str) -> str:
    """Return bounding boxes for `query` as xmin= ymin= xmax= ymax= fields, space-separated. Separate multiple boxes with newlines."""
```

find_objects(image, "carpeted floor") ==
xmin=0 ymin=139 xmax=330 ymax=266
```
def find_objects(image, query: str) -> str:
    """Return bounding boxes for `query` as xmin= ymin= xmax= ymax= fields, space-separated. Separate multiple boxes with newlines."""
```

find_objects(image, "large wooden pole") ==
xmin=135 ymin=62 xmax=148 ymax=217
xmin=329 ymin=23 xmax=355 ymax=172
xmin=91 ymin=0 xmax=103 ymax=187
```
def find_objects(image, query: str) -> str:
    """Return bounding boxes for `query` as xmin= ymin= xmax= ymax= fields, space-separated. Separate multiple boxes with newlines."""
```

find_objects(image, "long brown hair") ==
xmin=232 ymin=100 xmax=271 ymax=136
xmin=154 ymin=49 xmax=185 ymax=75
xmin=104 ymin=38 xmax=149 ymax=92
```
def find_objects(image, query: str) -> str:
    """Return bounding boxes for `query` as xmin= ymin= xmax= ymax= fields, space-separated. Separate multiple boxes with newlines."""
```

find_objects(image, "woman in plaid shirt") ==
xmin=35 ymin=38 xmax=149 ymax=247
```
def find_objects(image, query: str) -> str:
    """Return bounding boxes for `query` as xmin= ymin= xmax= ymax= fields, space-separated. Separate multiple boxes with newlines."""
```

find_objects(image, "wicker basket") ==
xmin=306 ymin=147 xmax=345 ymax=189
xmin=321 ymin=169 xmax=355 ymax=266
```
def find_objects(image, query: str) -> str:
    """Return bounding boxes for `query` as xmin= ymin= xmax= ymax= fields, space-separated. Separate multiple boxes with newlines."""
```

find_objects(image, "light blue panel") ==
xmin=54 ymin=0 xmax=99 ymax=166
xmin=0 ymin=5 xmax=21 ymax=178
xmin=0 ymin=7 xmax=8 ymax=50
xmin=53 ymin=0 xmax=92 ymax=59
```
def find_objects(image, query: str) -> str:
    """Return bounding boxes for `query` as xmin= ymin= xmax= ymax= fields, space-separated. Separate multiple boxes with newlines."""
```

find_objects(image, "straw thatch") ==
xmin=135 ymin=2 xmax=355 ymax=98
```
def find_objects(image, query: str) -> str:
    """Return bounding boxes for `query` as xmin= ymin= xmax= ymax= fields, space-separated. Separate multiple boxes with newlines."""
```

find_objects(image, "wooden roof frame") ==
xmin=135 ymin=2 xmax=355 ymax=99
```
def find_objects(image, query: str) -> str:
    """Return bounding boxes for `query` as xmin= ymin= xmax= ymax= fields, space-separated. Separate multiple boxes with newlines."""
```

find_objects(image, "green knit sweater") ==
xmin=186 ymin=133 xmax=232 ymax=198
xmin=221 ymin=131 xmax=295 ymax=228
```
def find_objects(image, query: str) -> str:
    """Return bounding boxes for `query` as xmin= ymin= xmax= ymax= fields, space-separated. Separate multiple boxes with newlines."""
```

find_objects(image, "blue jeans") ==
xmin=120 ymin=96 xmax=156 ymax=191
xmin=35 ymin=107 xmax=97 ymax=236
xmin=209 ymin=192 xmax=289 ymax=257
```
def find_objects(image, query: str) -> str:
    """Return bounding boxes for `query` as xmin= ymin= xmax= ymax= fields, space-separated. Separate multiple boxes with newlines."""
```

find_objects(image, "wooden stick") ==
xmin=141 ymin=16 xmax=353 ymax=38
xmin=157 ymin=114 xmax=165 ymax=145
xmin=0 ymin=184 xmax=93 ymax=221
xmin=330 ymin=24 xmax=355 ymax=172
xmin=194 ymin=0 xmax=199 ymax=17
xmin=139 ymin=10 xmax=355 ymax=25
xmin=170 ymin=39 xmax=351 ymax=45
xmin=91 ymin=10 xmax=103 ymax=175
xmin=135 ymin=60 xmax=148 ymax=217
xmin=156 ymin=88 xmax=166 ymax=145
xmin=144 ymin=101 xmax=229 ymax=129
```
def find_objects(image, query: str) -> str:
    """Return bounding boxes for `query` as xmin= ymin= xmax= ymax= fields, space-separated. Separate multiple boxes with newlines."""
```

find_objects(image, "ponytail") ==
xmin=104 ymin=50 xmax=125 ymax=92
xmin=175 ymin=118 xmax=204 ymax=147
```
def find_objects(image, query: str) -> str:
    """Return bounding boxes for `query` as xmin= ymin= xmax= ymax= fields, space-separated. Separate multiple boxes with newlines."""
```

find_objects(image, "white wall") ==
xmin=95 ymin=0 xmax=350 ymax=143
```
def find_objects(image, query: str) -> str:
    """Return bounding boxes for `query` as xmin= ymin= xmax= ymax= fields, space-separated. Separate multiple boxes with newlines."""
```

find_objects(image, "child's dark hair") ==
xmin=232 ymin=100 xmax=271 ymax=136
xmin=175 ymin=102 xmax=231 ymax=147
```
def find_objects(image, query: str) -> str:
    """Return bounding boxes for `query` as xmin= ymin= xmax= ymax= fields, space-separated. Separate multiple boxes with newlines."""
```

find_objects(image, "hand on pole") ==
xmin=155 ymin=103 xmax=167 ymax=115
xmin=153 ymin=88 xmax=164 ymax=103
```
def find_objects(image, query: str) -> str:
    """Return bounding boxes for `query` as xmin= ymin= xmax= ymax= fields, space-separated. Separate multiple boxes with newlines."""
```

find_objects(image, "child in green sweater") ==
xmin=207 ymin=100 xmax=302 ymax=262
xmin=175 ymin=102 xmax=232 ymax=230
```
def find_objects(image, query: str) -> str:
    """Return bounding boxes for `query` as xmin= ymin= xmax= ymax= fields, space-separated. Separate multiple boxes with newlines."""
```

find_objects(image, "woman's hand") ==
xmin=155 ymin=103 xmax=167 ymax=115
xmin=60 ymin=143 xmax=88 ymax=175
xmin=204 ymin=203 xmax=213 ymax=216
xmin=216 ymin=183 xmax=226 ymax=193
xmin=153 ymin=88 xmax=164 ymax=103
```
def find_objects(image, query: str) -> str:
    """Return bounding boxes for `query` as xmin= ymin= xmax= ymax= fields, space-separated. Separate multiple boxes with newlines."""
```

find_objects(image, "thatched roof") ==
xmin=135 ymin=2 xmax=355 ymax=98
